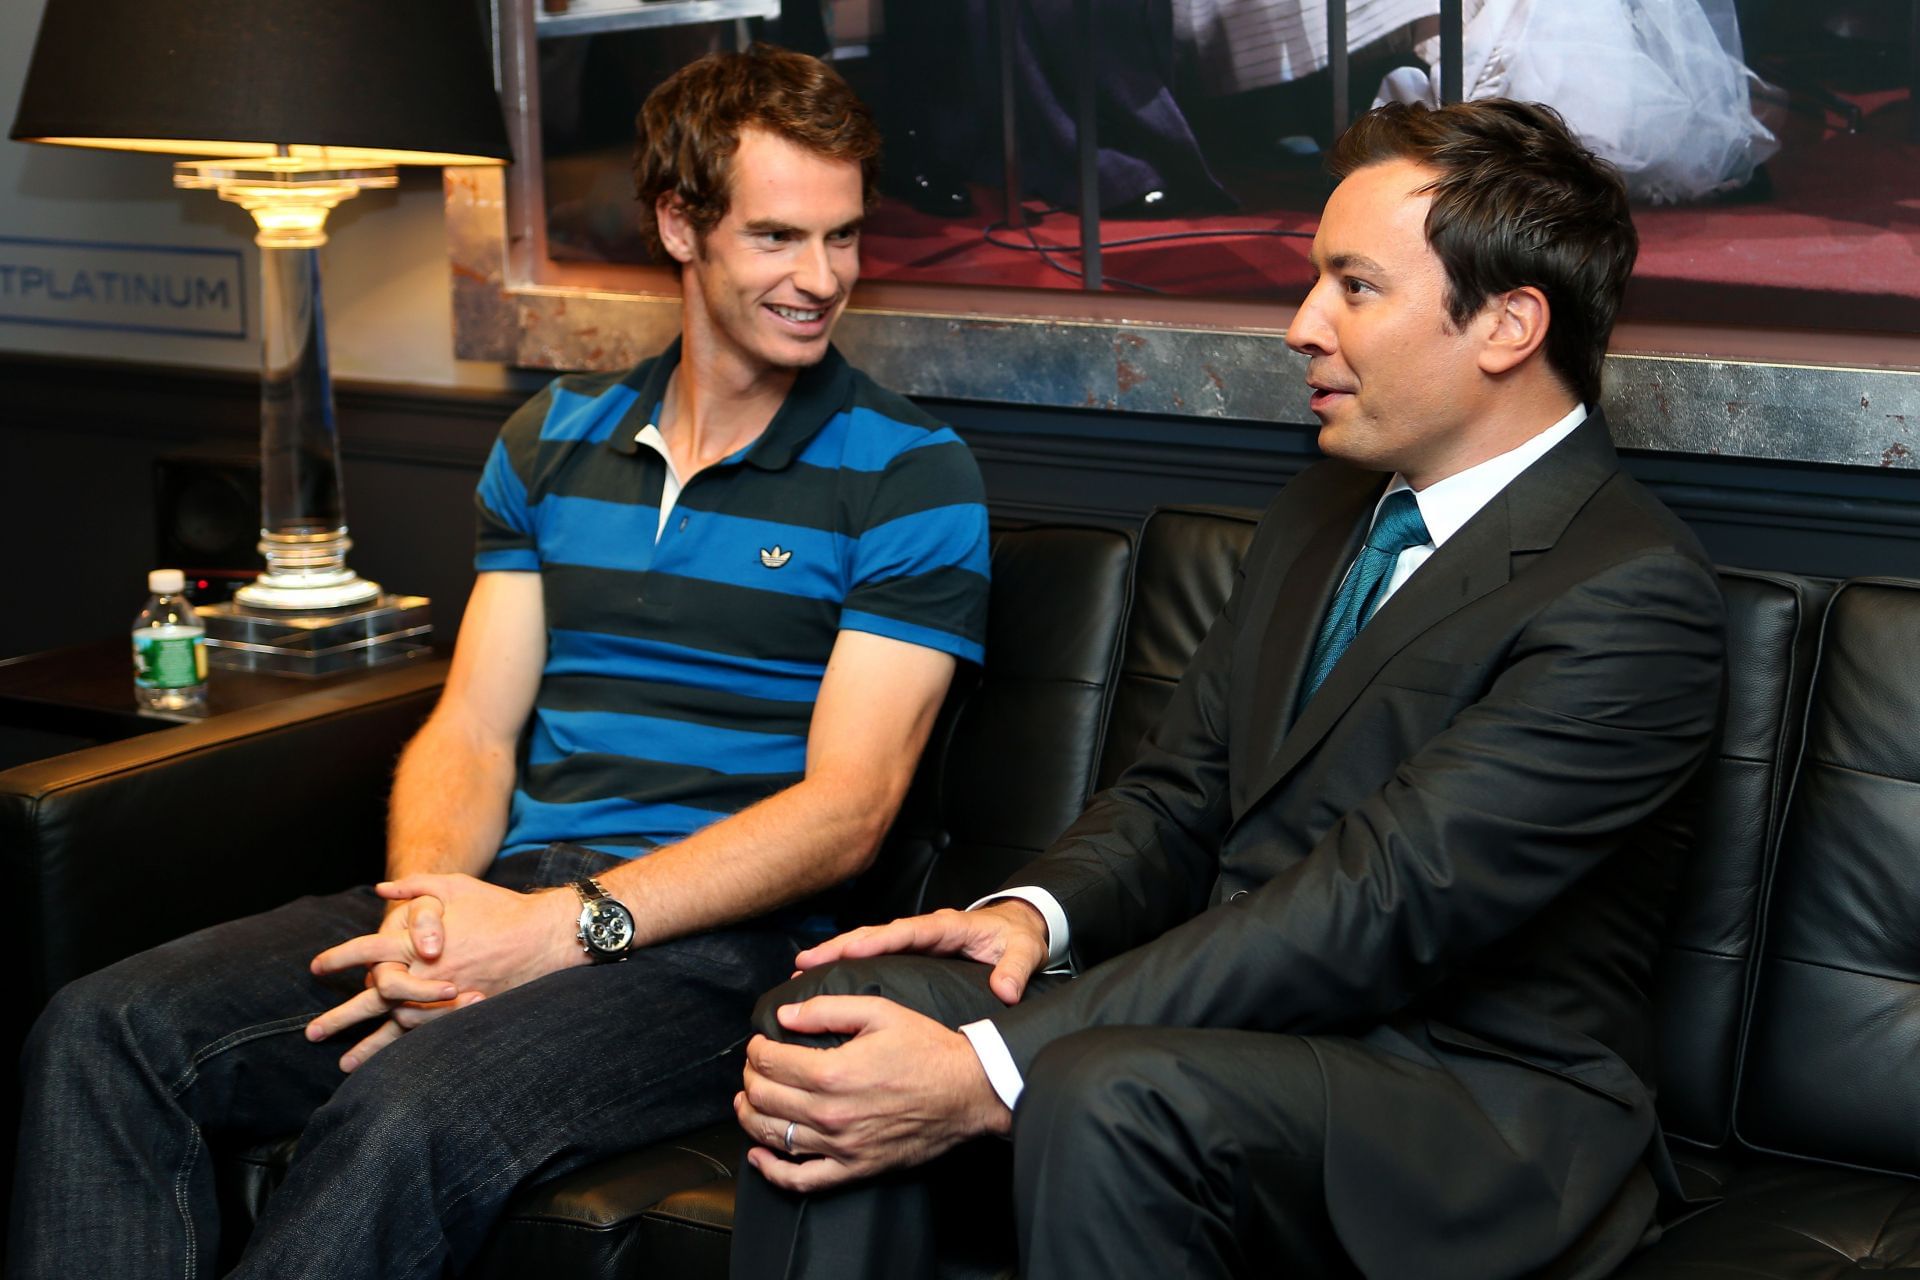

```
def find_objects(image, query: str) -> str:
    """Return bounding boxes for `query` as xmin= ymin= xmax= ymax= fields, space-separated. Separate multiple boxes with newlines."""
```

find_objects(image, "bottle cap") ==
xmin=149 ymin=569 xmax=186 ymax=594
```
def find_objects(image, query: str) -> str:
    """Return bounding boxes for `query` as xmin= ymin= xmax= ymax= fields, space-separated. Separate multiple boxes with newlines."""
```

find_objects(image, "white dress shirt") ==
xmin=960 ymin=403 xmax=1589 ymax=1109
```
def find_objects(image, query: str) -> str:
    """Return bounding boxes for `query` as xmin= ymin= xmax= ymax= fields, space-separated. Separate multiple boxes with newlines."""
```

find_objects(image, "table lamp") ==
xmin=10 ymin=0 xmax=512 ymax=672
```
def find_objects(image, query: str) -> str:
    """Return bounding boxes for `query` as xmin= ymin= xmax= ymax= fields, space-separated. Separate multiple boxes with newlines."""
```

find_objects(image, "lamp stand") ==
xmin=175 ymin=155 xmax=431 ymax=675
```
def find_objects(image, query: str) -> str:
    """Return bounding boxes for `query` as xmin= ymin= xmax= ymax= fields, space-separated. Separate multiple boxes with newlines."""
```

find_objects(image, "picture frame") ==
xmin=448 ymin=0 xmax=1920 ymax=470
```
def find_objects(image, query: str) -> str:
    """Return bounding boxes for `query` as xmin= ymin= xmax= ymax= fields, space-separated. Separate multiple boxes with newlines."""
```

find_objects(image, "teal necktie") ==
xmin=1299 ymin=490 xmax=1430 ymax=708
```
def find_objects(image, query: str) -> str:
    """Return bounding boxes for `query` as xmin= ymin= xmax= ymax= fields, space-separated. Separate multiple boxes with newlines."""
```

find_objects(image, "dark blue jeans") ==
xmin=8 ymin=844 xmax=802 ymax=1280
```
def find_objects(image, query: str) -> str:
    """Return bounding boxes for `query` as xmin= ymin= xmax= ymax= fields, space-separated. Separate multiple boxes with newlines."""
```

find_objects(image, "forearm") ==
xmin=362 ymin=773 xmax=900 ymax=996
xmin=384 ymin=713 xmax=515 ymax=883
xmin=596 ymin=773 xmax=889 ymax=948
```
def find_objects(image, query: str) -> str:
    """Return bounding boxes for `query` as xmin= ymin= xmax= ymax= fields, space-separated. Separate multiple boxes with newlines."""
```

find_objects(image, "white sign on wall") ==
xmin=0 ymin=235 xmax=245 ymax=339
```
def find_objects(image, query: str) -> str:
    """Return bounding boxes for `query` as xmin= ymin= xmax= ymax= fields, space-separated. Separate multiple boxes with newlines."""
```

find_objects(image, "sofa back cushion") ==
xmin=1095 ymin=506 xmax=1259 ymax=790
xmin=1735 ymin=579 xmax=1920 ymax=1174
xmin=1652 ymin=569 xmax=1827 ymax=1146
xmin=898 ymin=524 xmax=1135 ymax=912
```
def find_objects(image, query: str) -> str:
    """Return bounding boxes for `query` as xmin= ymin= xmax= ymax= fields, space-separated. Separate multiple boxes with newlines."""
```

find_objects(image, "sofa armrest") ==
xmin=1 ymin=657 xmax=448 ymax=1005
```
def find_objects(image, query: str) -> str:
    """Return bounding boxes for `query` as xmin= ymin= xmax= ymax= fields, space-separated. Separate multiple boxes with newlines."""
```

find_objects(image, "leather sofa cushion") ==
xmin=466 ymin=1124 xmax=740 ymax=1280
xmin=1651 ymin=570 xmax=1827 ymax=1146
xmin=916 ymin=524 xmax=1133 ymax=910
xmin=1613 ymin=1155 xmax=1920 ymax=1277
xmin=1094 ymin=505 xmax=1257 ymax=791
xmin=1736 ymin=580 xmax=1920 ymax=1175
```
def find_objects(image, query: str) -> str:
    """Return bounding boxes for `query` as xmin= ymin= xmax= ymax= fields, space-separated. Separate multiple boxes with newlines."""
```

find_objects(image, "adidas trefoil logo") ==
xmin=759 ymin=545 xmax=793 ymax=569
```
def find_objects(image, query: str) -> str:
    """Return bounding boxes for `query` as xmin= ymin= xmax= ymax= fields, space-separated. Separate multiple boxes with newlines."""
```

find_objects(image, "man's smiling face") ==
xmin=1287 ymin=158 xmax=1492 ymax=487
xmin=676 ymin=127 xmax=865 ymax=375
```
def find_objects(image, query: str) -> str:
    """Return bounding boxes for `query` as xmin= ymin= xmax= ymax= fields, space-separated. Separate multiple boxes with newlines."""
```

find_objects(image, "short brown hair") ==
xmin=1328 ymin=99 xmax=1636 ymax=407
xmin=631 ymin=43 xmax=881 ymax=263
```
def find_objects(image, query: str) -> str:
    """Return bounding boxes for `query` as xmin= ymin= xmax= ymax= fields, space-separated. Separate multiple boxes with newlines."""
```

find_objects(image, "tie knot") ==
xmin=1367 ymin=490 xmax=1429 ymax=556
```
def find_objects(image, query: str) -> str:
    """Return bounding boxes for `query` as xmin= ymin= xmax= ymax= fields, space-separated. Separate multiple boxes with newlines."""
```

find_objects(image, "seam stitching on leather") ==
xmin=1760 ymin=953 xmax=1920 ymax=988
xmin=1799 ymin=757 xmax=1920 ymax=788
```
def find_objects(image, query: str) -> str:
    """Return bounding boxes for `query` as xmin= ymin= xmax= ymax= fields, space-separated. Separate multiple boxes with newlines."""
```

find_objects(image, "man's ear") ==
xmin=1477 ymin=285 xmax=1550 ymax=377
xmin=656 ymin=194 xmax=699 ymax=265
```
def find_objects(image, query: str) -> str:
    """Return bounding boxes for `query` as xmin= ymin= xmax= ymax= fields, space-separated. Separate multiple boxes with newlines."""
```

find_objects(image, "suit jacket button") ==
xmin=1229 ymin=890 xmax=1249 ymax=902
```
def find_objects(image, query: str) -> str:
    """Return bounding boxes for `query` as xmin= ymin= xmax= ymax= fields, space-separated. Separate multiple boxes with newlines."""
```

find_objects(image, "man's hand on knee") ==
xmin=795 ymin=901 xmax=1050 ymax=1005
xmin=735 ymin=994 xmax=1012 ymax=1193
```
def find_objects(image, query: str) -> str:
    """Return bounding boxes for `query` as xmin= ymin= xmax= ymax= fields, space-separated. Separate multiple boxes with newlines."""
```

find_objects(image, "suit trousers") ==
xmin=9 ymin=843 xmax=804 ymax=1280
xmin=730 ymin=955 xmax=1362 ymax=1280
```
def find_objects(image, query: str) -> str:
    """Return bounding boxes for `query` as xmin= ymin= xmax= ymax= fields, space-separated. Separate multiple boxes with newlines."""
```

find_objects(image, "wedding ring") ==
xmin=783 ymin=1120 xmax=797 ymax=1154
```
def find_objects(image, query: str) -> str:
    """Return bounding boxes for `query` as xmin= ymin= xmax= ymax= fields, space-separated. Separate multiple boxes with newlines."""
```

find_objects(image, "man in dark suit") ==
xmin=726 ymin=98 xmax=1727 ymax=1280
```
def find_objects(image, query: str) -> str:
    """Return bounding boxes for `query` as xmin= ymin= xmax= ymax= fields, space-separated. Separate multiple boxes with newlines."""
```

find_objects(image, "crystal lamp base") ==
xmin=199 ymin=594 xmax=431 ymax=677
xmin=235 ymin=567 xmax=383 ymax=611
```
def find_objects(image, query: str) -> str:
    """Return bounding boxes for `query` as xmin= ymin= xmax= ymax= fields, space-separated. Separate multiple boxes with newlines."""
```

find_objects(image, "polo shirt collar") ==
xmin=605 ymin=337 xmax=852 ymax=471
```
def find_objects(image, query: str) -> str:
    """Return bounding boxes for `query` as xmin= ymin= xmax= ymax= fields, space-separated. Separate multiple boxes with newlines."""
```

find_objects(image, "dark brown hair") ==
xmin=632 ymin=43 xmax=881 ymax=264
xmin=1328 ymin=99 xmax=1636 ymax=407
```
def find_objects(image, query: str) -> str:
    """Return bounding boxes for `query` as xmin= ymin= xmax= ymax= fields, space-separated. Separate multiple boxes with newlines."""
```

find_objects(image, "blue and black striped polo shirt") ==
xmin=474 ymin=340 xmax=990 ymax=862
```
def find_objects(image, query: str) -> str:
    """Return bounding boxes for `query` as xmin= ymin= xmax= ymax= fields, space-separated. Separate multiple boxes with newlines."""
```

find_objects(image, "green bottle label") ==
xmin=134 ymin=632 xmax=206 ymax=689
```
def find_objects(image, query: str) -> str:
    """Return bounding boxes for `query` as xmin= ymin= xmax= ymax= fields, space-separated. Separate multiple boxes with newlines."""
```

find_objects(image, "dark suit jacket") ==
xmin=988 ymin=415 xmax=1727 ymax=1279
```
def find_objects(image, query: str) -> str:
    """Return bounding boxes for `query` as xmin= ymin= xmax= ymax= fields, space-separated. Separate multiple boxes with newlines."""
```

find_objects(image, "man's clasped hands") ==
xmin=304 ymin=877 xmax=1053 ymax=1190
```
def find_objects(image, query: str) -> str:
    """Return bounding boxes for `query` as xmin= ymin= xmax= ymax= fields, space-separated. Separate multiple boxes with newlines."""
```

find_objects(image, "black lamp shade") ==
xmin=10 ymin=0 xmax=512 ymax=165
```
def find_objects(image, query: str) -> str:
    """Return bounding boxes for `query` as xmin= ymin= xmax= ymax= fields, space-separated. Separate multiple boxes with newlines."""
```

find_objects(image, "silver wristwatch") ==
xmin=571 ymin=876 xmax=635 ymax=963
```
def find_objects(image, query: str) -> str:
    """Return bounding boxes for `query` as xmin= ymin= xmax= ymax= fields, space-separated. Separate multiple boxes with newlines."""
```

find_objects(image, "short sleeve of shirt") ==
xmin=841 ymin=429 xmax=990 ymax=665
xmin=473 ymin=383 xmax=554 ymax=573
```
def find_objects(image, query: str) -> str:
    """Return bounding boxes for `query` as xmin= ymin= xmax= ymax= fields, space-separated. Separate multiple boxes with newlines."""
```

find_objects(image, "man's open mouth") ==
xmin=769 ymin=304 xmax=829 ymax=325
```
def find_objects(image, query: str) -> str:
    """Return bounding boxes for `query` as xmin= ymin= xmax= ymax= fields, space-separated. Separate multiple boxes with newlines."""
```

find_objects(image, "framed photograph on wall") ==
xmin=450 ymin=0 xmax=1920 ymax=469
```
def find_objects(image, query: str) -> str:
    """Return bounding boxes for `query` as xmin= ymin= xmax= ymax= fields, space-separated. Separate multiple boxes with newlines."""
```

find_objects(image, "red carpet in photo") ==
xmin=856 ymin=91 xmax=1920 ymax=334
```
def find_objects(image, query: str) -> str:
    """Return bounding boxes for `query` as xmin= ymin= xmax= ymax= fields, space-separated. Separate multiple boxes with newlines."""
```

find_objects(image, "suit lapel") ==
xmin=1241 ymin=468 xmax=1382 ymax=778
xmin=1237 ymin=413 xmax=1624 ymax=819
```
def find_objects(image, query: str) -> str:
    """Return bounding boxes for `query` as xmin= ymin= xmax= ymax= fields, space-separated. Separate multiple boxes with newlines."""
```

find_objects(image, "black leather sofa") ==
xmin=0 ymin=656 xmax=449 ymax=1254
xmin=7 ymin=507 xmax=1919 ymax=1277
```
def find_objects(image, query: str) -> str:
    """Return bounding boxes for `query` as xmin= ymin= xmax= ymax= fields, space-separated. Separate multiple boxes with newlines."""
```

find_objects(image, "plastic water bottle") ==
xmin=132 ymin=569 xmax=207 ymax=714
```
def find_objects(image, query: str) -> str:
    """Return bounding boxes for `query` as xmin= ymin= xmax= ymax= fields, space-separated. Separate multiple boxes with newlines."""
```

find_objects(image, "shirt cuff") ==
xmin=959 ymin=1019 xmax=1025 ymax=1111
xmin=969 ymin=887 xmax=1071 ymax=969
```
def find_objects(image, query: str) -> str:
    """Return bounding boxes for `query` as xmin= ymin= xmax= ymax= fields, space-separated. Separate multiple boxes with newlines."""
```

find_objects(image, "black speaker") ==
xmin=155 ymin=447 xmax=260 ymax=595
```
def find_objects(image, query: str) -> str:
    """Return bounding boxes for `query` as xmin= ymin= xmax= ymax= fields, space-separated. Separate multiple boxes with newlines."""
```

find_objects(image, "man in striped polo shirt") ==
xmin=11 ymin=45 xmax=988 ymax=1280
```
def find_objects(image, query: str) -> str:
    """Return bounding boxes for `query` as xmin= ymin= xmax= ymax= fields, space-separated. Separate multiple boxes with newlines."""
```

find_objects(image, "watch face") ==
xmin=582 ymin=900 xmax=635 ymax=955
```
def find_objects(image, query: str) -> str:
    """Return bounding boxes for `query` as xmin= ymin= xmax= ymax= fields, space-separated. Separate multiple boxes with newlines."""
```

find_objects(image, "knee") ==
xmin=25 ymin=964 xmax=165 ymax=1073
xmin=750 ymin=957 xmax=901 ymax=1046
xmin=750 ymin=971 xmax=813 ymax=1042
xmin=750 ymin=954 xmax=991 ymax=1046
